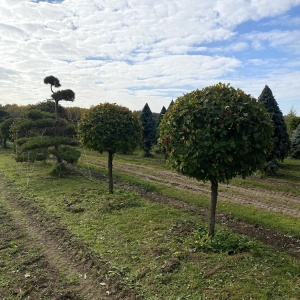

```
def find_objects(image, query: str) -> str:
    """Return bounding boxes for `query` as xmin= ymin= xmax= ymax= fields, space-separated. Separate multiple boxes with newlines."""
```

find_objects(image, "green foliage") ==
xmin=78 ymin=103 xmax=142 ymax=155
xmin=18 ymin=136 xmax=78 ymax=152
xmin=290 ymin=124 xmax=300 ymax=159
xmin=155 ymin=106 xmax=167 ymax=140
xmin=52 ymin=89 xmax=75 ymax=102
xmin=0 ymin=118 xmax=14 ymax=148
xmin=30 ymin=100 xmax=69 ymax=120
xmin=159 ymin=83 xmax=274 ymax=183
xmin=52 ymin=145 xmax=81 ymax=164
xmin=44 ymin=75 xmax=61 ymax=90
xmin=15 ymin=149 xmax=48 ymax=162
xmin=192 ymin=227 xmax=258 ymax=254
xmin=140 ymin=103 xmax=156 ymax=156
xmin=258 ymin=85 xmax=290 ymax=162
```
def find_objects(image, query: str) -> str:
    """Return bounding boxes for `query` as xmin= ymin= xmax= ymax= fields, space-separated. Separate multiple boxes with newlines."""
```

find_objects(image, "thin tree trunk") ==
xmin=208 ymin=180 xmax=218 ymax=237
xmin=108 ymin=151 xmax=114 ymax=194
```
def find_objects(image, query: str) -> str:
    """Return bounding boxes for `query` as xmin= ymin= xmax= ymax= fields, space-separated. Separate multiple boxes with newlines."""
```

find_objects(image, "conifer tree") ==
xmin=258 ymin=85 xmax=290 ymax=165
xmin=140 ymin=103 xmax=156 ymax=156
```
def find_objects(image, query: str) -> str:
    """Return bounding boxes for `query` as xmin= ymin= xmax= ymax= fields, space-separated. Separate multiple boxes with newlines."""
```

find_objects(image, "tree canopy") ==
xmin=78 ymin=102 xmax=142 ymax=193
xmin=159 ymin=83 xmax=274 ymax=236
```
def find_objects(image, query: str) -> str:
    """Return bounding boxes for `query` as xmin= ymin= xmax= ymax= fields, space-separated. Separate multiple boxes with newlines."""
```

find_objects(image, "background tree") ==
xmin=0 ymin=118 xmax=14 ymax=148
xmin=290 ymin=124 xmax=300 ymax=159
xmin=258 ymin=85 xmax=290 ymax=168
xmin=159 ymin=83 xmax=273 ymax=237
xmin=284 ymin=108 xmax=300 ymax=136
xmin=30 ymin=100 xmax=69 ymax=120
xmin=78 ymin=103 xmax=142 ymax=194
xmin=140 ymin=103 xmax=156 ymax=156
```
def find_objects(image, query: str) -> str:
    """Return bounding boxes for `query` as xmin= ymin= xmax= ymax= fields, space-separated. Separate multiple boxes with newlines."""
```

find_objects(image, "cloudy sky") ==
xmin=1 ymin=0 xmax=300 ymax=114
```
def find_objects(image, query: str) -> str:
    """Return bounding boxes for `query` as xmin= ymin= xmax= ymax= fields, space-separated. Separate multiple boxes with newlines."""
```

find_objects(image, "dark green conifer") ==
xmin=258 ymin=85 xmax=290 ymax=164
xmin=140 ymin=103 xmax=156 ymax=156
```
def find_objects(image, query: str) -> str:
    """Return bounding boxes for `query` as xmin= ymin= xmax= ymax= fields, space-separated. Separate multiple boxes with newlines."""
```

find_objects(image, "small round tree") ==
xmin=78 ymin=103 xmax=142 ymax=194
xmin=159 ymin=83 xmax=274 ymax=237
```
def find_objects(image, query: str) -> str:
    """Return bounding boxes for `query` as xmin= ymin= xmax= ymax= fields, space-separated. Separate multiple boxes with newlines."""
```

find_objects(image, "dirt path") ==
xmin=89 ymin=159 xmax=300 ymax=218
xmin=0 ymin=178 xmax=138 ymax=300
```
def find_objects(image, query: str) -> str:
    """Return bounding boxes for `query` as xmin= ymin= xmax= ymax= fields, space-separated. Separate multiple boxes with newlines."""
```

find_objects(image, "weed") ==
xmin=191 ymin=227 xmax=259 ymax=255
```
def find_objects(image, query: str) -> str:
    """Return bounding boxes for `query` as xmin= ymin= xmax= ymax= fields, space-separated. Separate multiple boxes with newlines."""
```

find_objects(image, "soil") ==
xmin=0 ymin=178 xmax=139 ymax=300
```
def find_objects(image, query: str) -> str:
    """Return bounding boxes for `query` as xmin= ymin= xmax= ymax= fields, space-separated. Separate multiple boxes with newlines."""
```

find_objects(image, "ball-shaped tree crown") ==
xmin=159 ymin=83 xmax=274 ymax=183
xmin=78 ymin=103 xmax=142 ymax=154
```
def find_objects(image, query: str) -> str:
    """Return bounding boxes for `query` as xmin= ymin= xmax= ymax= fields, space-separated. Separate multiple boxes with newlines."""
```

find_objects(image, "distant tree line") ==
xmin=0 ymin=79 xmax=299 ymax=188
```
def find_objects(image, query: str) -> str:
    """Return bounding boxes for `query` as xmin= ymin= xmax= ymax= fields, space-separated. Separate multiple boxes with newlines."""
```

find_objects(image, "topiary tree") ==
xmin=258 ymin=85 xmax=290 ymax=170
xmin=44 ymin=76 xmax=76 ymax=169
xmin=290 ymin=124 xmax=300 ymax=159
xmin=159 ymin=83 xmax=273 ymax=237
xmin=13 ymin=108 xmax=80 ymax=166
xmin=78 ymin=103 xmax=142 ymax=194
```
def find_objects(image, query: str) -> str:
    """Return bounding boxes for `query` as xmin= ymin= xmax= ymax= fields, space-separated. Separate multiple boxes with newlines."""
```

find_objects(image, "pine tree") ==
xmin=290 ymin=124 xmax=300 ymax=159
xmin=258 ymin=85 xmax=290 ymax=164
xmin=140 ymin=103 xmax=156 ymax=156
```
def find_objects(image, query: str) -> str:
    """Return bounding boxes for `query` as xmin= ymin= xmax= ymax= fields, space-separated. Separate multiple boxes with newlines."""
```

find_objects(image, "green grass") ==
xmin=1 ymin=148 xmax=300 ymax=299
xmin=57 ymin=149 xmax=300 ymax=240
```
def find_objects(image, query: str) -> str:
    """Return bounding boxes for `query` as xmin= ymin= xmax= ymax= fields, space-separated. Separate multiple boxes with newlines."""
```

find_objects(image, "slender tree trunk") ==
xmin=108 ymin=151 xmax=114 ymax=194
xmin=208 ymin=180 xmax=218 ymax=237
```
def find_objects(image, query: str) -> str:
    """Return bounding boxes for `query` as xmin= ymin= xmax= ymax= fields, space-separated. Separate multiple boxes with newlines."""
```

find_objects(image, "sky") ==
xmin=0 ymin=0 xmax=300 ymax=115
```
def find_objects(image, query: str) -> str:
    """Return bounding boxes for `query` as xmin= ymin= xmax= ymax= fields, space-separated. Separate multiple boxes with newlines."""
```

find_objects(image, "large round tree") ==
xmin=159 ymin=83 xmax=273 ymax=237
xmin=78 ymin=103 xmax=142 ymax=194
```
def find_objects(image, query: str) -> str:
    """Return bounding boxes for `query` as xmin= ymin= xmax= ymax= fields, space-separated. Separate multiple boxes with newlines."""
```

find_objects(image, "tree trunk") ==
xmin=108 ymin=151 xmax=114 ymax=194
xmin=208 ymin=180 xmax=218 ymax=237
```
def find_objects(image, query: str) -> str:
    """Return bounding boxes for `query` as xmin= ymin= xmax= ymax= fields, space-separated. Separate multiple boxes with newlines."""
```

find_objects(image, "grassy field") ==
xmin=1 ymin=147 xmax=300 ymax=299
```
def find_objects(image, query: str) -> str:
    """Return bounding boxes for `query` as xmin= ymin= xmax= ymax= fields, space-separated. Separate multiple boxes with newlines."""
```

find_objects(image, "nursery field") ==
xmin=1 ymin=147 xmax=300 ymax=299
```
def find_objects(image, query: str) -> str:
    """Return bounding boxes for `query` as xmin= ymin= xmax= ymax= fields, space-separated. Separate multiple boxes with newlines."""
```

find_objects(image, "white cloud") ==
xmin=0 ymin=0 xmax=299 ymax=114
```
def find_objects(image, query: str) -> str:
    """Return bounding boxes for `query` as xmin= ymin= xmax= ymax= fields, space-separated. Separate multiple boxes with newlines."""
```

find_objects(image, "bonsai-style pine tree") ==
xmin=44 ymin=76 xmax=75 ymax=138
xmin=290 ymin=124 xmax=300 ymax=159
xmin=159 ymin=83 xmax=273 ymax=237
xmin=258 ymin=85 xmax=290 ymax=168
xmin=78 ymin=103 xmax=142 ymax=194
xmin=13 ymin=108 xmax=80 ymax=165
xmin=140 ymin=103 xmax=156 ymax=156
xmin=13 ymin=77 xmax=80 ymax=174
